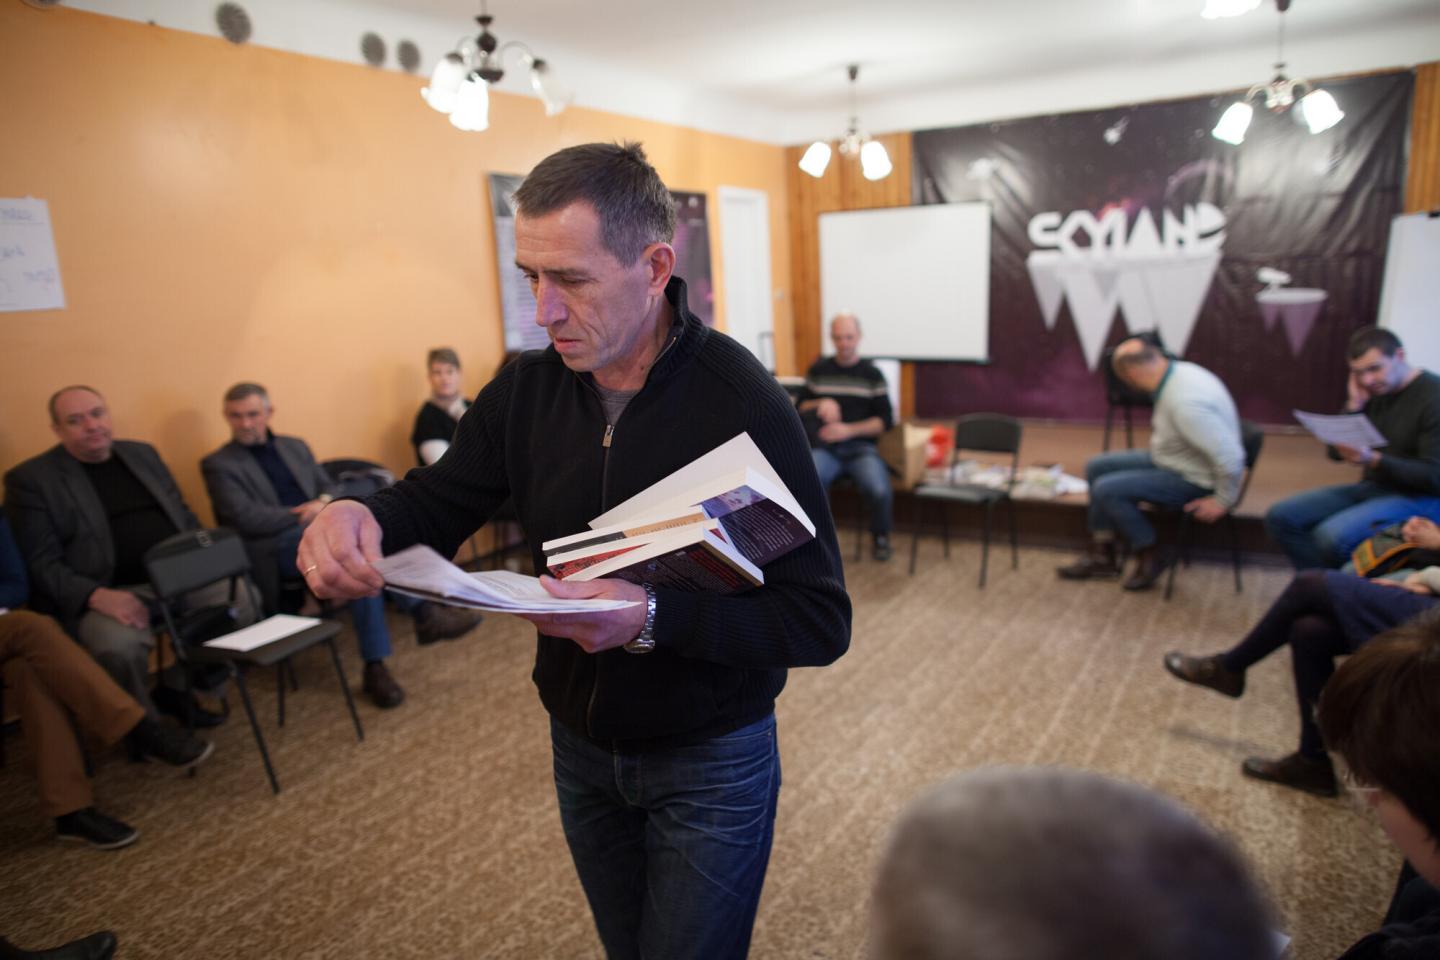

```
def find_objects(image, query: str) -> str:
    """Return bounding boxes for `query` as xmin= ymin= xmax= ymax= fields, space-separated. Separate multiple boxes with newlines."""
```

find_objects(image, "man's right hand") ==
xmin=296 ymin=500 xmax=386 ymax=599
xmin=88 ymin=587 xmax=151 ymax=629
xmin=1345 ymin=371 xmax=1369 ymax=413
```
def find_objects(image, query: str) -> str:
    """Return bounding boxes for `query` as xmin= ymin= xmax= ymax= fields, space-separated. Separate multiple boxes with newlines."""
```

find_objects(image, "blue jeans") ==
xmin=550 ymin=714 xmax=781 ymax=960
xmin=1085 ymin=450 xmax=1210 ymax=550
xmin=1264 ymin=481 xmax=1440 ymax=570
xmin=275 ymin=526 xmax=392 ymax=662
xmin=813 ymin=440 xmax=893 ymax=537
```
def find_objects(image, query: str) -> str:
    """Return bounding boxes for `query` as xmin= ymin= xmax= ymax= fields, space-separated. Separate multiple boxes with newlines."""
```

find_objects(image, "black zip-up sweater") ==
xmin=365 ymin=278 xmax=851 ymax=749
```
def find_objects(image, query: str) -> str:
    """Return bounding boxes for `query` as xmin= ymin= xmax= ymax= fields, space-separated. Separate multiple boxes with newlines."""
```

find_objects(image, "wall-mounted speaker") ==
xmin=215 ymin=3 xmax=252 ymax=44
xmin=360 ymin=32 xmax=386 ymax=67
xmin=397 ymin=40 xmax=421 ymax=74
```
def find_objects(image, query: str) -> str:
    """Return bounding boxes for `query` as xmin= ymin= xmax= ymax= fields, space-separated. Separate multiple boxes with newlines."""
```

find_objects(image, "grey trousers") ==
xmin=75 ymin=579 xmax=258 ymax=718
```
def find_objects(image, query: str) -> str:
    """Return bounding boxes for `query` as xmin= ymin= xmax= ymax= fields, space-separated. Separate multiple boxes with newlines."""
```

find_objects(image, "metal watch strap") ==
xmin=624 ymin=583 xmax=657 ymax=654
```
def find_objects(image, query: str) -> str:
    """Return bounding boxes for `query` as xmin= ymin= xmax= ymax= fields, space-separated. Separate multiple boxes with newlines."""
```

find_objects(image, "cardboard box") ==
xmin=877 ymin=422 xmax=930 ymax=491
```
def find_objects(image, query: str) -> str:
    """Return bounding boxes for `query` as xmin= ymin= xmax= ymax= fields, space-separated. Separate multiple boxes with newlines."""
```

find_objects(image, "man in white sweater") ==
xmin=1058 ymin=337 xmax=1245 ymax=591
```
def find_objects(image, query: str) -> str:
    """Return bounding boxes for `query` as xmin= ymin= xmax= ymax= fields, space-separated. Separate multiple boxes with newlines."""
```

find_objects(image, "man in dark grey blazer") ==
xmin=4 ymin=385 xmax=252 ymax=722
xmin=201 ymin=383 xmax=478 ymax=709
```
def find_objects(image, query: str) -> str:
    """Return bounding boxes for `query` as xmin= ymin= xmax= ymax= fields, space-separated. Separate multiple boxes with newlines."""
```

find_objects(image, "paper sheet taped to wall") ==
xmin=0 ymin=198 xmax=66 ymax=313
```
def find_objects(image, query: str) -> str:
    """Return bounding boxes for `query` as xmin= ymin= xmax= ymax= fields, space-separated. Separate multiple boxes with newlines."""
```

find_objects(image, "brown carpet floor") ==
xmin=0 ymin=544 xmax=1398 ymax=959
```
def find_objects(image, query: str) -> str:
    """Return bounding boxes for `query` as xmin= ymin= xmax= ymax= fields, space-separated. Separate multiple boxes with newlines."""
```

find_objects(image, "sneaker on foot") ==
xmin=55 ymin=808 xmax=139 ymax=850
xmin=128 ymin=717 xmax=214 ymax=769
xmin=414 ymin=602 xmax=483 ymax=645
xmin=362 ymin=661 xmax=406 ymax=708
xmin=1163 ymin=652 xmax=1245 ymax=698
xmin=1241 ymin=752 xmax=1338 ymax=798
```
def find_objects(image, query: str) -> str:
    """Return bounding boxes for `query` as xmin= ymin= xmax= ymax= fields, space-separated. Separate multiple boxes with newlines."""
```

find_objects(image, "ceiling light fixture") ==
xmin=799 ymin=64 xmax=892 ymax=181
xmin=1211 ymin=0 xmax=1343 ymax=145
xmin=420 ymin=1 xmax=570 ymax=132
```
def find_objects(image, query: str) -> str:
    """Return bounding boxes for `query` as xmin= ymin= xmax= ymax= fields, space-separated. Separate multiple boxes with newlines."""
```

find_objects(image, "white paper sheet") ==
xmin=372 ymin=546 xmax=639 ymax=613
xmin=0 ymin=197 xmax=66 ymax=312
xmin=204 ymin=614 xmax=323 ymax=652
xmin=1293 ymin=410 xmax=1388 ymax=450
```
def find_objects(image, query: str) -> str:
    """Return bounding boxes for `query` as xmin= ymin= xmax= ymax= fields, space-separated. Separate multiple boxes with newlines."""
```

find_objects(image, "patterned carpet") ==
xmin=0 ymin=544 xmax=1397 ymax=958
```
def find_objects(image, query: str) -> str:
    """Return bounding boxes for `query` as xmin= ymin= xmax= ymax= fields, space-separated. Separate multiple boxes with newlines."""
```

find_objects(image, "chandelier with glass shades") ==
xmin=798 ymin=64 xmax=893 ymax=182
xmin=420 ymin=2 xmax=569 ymax=132
xmin=1211 ymin=0 xmax=1343 ymax=145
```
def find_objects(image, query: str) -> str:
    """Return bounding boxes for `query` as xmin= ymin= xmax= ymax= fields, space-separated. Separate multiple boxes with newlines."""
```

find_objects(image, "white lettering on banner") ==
xmin=1026 ymin=203 xmax=1225 ymax=369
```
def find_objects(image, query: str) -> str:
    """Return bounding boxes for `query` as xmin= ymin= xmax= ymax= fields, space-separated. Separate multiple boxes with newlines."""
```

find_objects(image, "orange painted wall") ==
xmin=0 ymin=5 xmax=793 ymax=523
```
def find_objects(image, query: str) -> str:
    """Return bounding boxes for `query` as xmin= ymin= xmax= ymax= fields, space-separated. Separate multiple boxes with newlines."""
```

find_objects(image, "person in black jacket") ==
xmin=298 ymin=142 xmax=851 ymax=960
xmin=1265 ymin=326 xmax=1440 ymax=569
xmin=411 ymin=347 xmax=470 ymax=467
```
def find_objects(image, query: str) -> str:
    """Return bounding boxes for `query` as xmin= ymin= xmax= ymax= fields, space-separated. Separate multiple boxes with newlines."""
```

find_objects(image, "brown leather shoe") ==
xmin=1163 ymin=652 xmax=1245 ymax=698
xmin=1121 ymin=546 xmax=1165 ymax=591
xmin=1056 ymin=542 xmax=1120 ymax=580
xmin=414 ymin=602 xmax=483 ymax=645
xmin=362 ymin=662 xmax=406 ymax=709
xmin=1241 ymin=752 xmax=1338 ymax=797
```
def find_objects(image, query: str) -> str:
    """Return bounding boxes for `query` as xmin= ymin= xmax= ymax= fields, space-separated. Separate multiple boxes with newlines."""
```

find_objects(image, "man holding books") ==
xmin=798 ymin=313 xmax=896 ymax=561
xmin=297 ymin=142 xmax=851 ymax=960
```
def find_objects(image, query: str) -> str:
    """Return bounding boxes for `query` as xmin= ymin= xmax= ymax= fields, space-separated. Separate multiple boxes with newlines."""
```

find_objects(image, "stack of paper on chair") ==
xmin=540 ymin=432 xmax=814 ymax=593
xmin=372 ymin=545 xmax=640 ymax=613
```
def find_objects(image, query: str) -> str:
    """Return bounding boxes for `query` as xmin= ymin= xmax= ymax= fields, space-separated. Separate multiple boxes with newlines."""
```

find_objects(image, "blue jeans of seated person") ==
xmin=1086 ymin=450 xmax=1211 ymax=550
xmin=813 ymin=439 xmax=893 ymax=537
xmin=550 ymin=714 xmax=781 ymax=960
xmin=275 ymin=525 xmax=393 ymax=662
xmin=1264 ymin=481 xmax=1440 ymax=570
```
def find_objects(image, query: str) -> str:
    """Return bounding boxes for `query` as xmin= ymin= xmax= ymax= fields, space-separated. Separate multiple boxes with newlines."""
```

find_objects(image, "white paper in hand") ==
xmin=372 ymin=545 xmax=639 ymax=613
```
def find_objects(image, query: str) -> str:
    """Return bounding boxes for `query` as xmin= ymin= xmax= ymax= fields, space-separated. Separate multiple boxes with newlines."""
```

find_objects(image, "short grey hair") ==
xmin=512 ymin=141 xmax=676 ymax=265
xmin=870 ymin=767 xmax=1274 ymax=960
xmin=223 ymin=382 xmax=270 ymax=405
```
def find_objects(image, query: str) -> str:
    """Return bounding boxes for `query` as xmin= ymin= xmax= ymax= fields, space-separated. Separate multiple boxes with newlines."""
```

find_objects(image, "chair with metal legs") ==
xmin=908 ymin=415 xmax=1022 ymax=587
xmin=144 ymin=528 xmax=363 ymax=795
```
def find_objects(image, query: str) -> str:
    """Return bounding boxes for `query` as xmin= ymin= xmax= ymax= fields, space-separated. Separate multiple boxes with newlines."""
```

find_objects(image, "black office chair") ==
xmin=1102 ymin=330 xmax=1166 ymax=452
xmin=1157 ymin=420 xmax=1266 ymax=600
xmin=908 ymin=415 xmax=1022 ymax=587
xmin=145 ymin=527 xmax=363 ymax=794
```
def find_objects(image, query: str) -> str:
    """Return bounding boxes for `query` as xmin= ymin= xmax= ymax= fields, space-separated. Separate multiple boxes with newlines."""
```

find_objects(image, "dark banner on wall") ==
xmin=912 ymin=71 xmax=1412 ymax=424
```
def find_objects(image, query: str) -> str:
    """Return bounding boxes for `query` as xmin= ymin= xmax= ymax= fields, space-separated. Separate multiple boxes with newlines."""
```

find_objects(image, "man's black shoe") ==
xmin=872 ymin=535 xmax=893 ymax=562
xmin=127 ymin=717 xmax=214 ymax=769
xmin=55 ymin=808 xmax=138 ymax=850
xmin=152 ymin=686 xmax=225 ymax=728
xmin=1163 ymin=652 xmax=1245 ymax=698
xmin=414 ymin=601 xmax=483 ymax=645
xmin=1121 ymin=546 xmax=1165 ymax=591
xmin=1056 ymin=542 xmax=1120 ymax=580
xmin=1241 ymin=752 xmax=1339 ymax=798
xmin=363 ymin=661 xmax=406 ymax=708
xmin=0 ymin=930 xmax=118 ymax=960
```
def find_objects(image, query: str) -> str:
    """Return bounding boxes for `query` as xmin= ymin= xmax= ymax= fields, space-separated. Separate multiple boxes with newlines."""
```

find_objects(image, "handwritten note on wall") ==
xmin=0 ymin=198 xmax=66 ymax=312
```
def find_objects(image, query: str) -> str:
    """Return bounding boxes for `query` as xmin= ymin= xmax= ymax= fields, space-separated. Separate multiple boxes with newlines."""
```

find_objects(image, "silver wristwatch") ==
xmin=624 ymin=583 xmax=657 ymax=654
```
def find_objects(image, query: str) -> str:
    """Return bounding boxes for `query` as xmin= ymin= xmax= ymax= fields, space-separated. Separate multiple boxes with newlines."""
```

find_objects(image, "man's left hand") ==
xmin=817 ymin=421 xmax=853 ymax=443
xmin=516 ymin=576 xmax=648 ymax=654
xmin=1183 ymin=497 xmax=1228 ymax=523
xmin=1334 ymin=444 xmax=1379 ymax=467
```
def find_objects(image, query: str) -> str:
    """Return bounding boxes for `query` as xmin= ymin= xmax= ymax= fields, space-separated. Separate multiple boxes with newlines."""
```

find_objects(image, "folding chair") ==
xmin=908 ymin=415 xmax=1022 ymax=588
xmin=144 ymin=528 xmax=363 ymax=794
xmin=1157 ymin=420 xmax=1266 ymax=600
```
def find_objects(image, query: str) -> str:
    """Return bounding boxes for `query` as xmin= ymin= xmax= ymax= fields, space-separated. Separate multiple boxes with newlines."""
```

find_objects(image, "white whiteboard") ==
xmin=819 ymin=203 xmax=990 ymax=362
xmin=1379 ymin=212 xmax=1440 ymax=370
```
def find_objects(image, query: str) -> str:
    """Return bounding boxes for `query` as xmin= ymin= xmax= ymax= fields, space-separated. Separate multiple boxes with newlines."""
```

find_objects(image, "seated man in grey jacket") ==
xmin=201 ymin=383 xmax=479 ymax=709
xmin=1057 ymin=336 xmax=1245 ymax=591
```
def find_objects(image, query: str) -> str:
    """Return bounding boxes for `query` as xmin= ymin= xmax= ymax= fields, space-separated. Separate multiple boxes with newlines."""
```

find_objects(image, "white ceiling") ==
xmin=65 ymin=0 xmax=1440 ymax=143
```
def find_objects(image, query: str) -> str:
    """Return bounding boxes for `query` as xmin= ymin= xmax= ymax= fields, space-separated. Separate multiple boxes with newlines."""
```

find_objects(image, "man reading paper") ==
xmin=1266 ymin=326 xmax=1440 ymax=569
xmin=298 ymin=142 xmax=851 ymax=960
